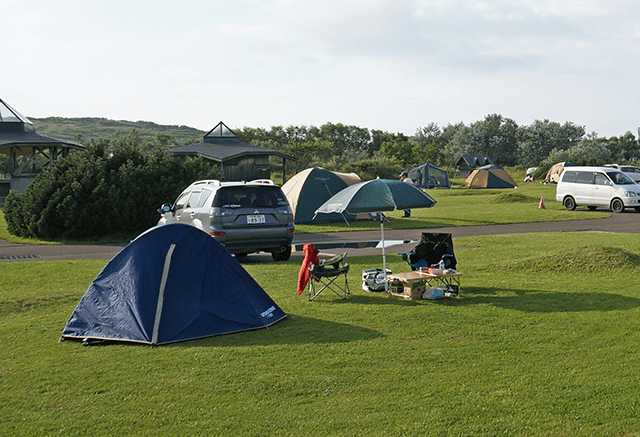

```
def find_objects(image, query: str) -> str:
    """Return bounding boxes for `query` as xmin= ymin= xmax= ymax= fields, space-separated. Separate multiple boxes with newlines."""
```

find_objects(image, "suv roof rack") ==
xmin=189 ymin=180 xmax=221 ymax=188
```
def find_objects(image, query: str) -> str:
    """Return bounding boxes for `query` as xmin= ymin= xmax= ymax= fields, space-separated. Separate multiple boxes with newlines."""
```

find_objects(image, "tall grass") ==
xmin=2 ymin=232 xmax=640 ymax=436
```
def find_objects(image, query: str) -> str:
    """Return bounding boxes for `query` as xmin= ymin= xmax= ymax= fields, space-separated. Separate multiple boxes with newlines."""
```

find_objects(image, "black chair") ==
xmin=308 ymin=252 xmax=350 ymax=301
xmin=399 ymin=233 xmax=457 ymax=271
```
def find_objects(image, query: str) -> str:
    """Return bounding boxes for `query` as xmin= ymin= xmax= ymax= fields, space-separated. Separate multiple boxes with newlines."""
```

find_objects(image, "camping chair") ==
xmin=308 ymin=252 xmax=350 ymax=301
xmin=398 ymin=233 xmax=457 ymax=271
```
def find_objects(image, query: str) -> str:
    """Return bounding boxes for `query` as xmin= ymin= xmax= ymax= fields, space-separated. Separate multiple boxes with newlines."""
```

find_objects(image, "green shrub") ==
xmin=4 ymin=143 xmax=217 ymax=240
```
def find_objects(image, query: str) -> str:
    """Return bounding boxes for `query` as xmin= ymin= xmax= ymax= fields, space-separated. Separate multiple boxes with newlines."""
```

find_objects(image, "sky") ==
xmin=2 ymin=0 xmax=639 ymax=138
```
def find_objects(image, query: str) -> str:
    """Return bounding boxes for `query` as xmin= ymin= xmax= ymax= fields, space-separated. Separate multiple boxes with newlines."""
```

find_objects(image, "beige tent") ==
xmin=465 ymin=165 xmax=517 ymax=188
xmin=544 ymin=162 xmax=577 ymax=183
xmin=282 ymin=167 xmax=371 ymax=224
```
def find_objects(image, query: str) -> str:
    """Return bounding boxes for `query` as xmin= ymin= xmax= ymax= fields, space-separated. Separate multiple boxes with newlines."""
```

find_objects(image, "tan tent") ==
xmin=282 ymin=167 xmax=372 ymax=224
xmin=465 ymin=165 xmax=517 ymax=188
xmin=544 ymin=162 xmax=577 ymax=183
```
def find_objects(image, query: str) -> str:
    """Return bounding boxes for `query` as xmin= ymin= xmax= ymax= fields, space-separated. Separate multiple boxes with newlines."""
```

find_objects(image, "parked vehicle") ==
xmin=556 ymin=166 xmax=640 ymax=213
xmin=158 ymin=179 xmax=295 ymax=260
xmin=604 ymin=164 xmax=640 ymax=183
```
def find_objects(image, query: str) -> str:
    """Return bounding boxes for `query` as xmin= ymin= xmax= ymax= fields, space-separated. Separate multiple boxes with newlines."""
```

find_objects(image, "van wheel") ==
xmin=611 ymin=198 xmax=625 ymax=213
xmin=563 ymin=196 xmax=576 ymax=211
xmin=272 ymin=246 xmax=292 ymax=261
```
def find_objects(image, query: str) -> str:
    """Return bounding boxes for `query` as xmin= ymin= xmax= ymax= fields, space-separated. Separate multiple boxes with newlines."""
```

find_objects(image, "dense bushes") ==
xmin=4 ymin=142 xmax=217 ymax=240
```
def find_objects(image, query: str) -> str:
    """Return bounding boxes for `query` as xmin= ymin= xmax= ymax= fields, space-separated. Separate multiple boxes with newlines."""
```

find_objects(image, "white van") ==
xmin=556 ymin=166 xmax=640 ymax=213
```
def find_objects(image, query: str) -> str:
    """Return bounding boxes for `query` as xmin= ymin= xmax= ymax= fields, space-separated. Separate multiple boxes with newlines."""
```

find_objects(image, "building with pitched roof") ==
xmin=0 ymin=99 xmax=84 ymax=204
xmin=455 ymin=155 xmax=495 ymax=178
xmin=167 ymin=121 xmax=294 ymax=184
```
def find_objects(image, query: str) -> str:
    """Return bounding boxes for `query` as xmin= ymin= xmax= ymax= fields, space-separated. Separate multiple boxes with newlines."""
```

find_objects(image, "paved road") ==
xmin=1 ymin=211 xmax=638 ymax=263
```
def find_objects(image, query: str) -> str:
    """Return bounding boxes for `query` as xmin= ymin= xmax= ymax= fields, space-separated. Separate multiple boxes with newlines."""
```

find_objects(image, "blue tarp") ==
xmin=61 ymin=223 xmax=286 ymax=345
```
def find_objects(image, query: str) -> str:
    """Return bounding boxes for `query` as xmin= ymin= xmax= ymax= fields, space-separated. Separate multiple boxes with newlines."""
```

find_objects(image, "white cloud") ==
xmin=1 ymin=0 xmax=639 ymax=136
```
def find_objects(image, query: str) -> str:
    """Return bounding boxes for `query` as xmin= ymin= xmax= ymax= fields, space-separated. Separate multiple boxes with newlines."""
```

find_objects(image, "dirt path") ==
xmin=1 ymin=211 xmax=638 ymax=263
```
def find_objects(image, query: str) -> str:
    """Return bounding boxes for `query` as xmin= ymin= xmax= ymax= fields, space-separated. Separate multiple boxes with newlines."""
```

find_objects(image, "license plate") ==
xmin=247 ymin=214 xmax=266 ymax=224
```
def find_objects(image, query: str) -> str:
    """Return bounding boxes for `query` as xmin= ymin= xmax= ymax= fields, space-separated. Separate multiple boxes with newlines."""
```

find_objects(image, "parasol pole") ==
xmin=380 ymin=212 xmax=388 ymax=292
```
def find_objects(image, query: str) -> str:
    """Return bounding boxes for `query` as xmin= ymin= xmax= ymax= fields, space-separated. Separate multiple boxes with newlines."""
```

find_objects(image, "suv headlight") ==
xmin=624 ymin=191 xmax=638 ymax=197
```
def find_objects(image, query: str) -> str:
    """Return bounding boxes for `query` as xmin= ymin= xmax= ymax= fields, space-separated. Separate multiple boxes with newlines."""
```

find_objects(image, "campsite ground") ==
xmin=4 ymin=182 xmax=640 ymax=436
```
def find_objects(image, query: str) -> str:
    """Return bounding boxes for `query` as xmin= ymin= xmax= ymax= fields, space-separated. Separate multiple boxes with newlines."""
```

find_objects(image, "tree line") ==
xmin=235 ymin=114 xmax=640 ymax=179
xmin=3 ymin=113 xmax=639 ymax=240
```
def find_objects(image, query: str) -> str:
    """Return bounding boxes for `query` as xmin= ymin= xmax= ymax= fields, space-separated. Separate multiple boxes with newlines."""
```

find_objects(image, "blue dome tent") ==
xmin=406 ymin=163 xmax=451 ymax=189
xmin=61 ymin=223 xmax=286 ymax=345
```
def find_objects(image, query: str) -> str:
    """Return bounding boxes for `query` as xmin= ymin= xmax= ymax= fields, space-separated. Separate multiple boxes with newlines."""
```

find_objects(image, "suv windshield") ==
xmin=213 ymin=186 xmax=289 ymax=209
xmin=605 ymin=170 xmax=635 ymax=185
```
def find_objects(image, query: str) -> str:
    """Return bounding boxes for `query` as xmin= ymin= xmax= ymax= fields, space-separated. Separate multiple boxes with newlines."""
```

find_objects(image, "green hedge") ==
xmin=4 ymin=143 xmax=216 ymax=240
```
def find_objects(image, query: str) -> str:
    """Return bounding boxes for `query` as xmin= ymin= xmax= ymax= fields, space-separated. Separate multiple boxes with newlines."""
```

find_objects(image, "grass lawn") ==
xmin=2 ymin=232 xmax=640 ymax=436
xmin=295 ymin=180 xmax=610 ymax=233
xmin=0 ymin=179 xmax=611 ymax=244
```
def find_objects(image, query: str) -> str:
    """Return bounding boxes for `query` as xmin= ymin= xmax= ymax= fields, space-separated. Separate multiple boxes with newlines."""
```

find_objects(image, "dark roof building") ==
xmin=0 ymin=99 xmax=85 ymax=204
xmin=168 ymin=121 xmax=294 ymax=184
xmin=455 ymin=155 xmax=495 ymax=178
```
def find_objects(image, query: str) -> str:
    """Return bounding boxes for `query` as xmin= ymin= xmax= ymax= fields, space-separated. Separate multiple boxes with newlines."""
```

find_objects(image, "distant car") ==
xmin=556 ymin=166 xmax=640 ymax=213
xmin=158 ymin=179 xmax=295 ymax=260
xmin=605 ymin=164 xmax=640 ymax=182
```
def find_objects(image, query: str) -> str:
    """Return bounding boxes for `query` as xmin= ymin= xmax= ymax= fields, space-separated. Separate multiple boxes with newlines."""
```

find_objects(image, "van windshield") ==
xmin=605 ymin=170 xmax=635 ymax=185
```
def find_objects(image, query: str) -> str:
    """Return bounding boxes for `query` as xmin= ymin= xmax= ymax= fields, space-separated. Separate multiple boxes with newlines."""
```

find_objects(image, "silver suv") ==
xmin=158 ymin=179 xmax=294 ymax=260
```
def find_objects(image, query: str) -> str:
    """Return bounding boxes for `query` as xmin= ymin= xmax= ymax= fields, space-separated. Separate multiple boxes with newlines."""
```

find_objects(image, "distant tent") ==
xmin=544 ymin=161 xmax=577 ymax=183
xmin=465 ymin=164 xmax=517 ymax=189
xmin=282 ymin=167 xmax=373 ymax=224
xmin=61 ymin=223 xmax=286 ymax=345
xmin=455 ymin=155 xmax=494 ymax=178
xmin=406 ymin=163 xmax=451 ymax=188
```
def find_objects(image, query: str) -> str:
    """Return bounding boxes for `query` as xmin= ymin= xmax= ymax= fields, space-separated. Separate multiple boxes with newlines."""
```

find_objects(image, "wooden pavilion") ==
xmin=167 ymin=121 xmax=294 ymax=184
xmin=0 ymin=99 xmax=84 ymax=204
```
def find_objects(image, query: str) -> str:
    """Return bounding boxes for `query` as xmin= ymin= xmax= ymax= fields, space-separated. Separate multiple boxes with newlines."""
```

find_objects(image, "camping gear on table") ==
xmin=314 ymin=178 xmax=436 ymax=292
xmin=61 ymin=223 xmax=286 ymax=346
xmin=299 ymin=243 xmax=350 ymax=301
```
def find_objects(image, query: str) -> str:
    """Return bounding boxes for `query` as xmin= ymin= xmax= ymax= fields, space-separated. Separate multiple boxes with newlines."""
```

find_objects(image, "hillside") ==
xmin=29 ymin=116 xmax=207 ymax=145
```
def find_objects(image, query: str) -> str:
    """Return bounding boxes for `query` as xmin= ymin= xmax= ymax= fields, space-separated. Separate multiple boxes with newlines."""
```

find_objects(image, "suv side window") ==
xmin=575 ymin=172 xmax=594 ymax=184
xmin=186 ymin=191 xmax=201 ymax=208
xmin=594 ymin=174 xmax=609 ymax=185
xmin=198 ymin=189 xmax=212 ymax=207
xmin=174 ymin=192 xmax=190 ymax=212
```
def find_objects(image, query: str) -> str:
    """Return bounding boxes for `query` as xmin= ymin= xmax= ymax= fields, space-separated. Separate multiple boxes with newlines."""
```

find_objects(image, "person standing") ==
xmin=399 ymin=171 xmax=413 ymax=217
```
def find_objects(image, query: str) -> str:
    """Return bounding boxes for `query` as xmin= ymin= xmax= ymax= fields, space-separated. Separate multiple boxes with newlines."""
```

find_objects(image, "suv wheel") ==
xmin=272 ymin=245 xmax=292 ymax=261
xmin=563 ymin=196 xmax=576 ymax=211
xmin=611 ymin=198 xmax=625 ymax=213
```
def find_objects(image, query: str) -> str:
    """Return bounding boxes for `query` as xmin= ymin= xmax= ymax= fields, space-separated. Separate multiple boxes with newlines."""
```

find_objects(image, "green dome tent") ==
xmin=282 ymin=167 xmax=373 ymax=224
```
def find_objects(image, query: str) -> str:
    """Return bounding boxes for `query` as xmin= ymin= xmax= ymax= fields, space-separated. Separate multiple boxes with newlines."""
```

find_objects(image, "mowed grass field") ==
xmin=2 ymin=177 xmax=640 ymax=436
xmin=3 ymin=232 xmax=640 ymax=436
